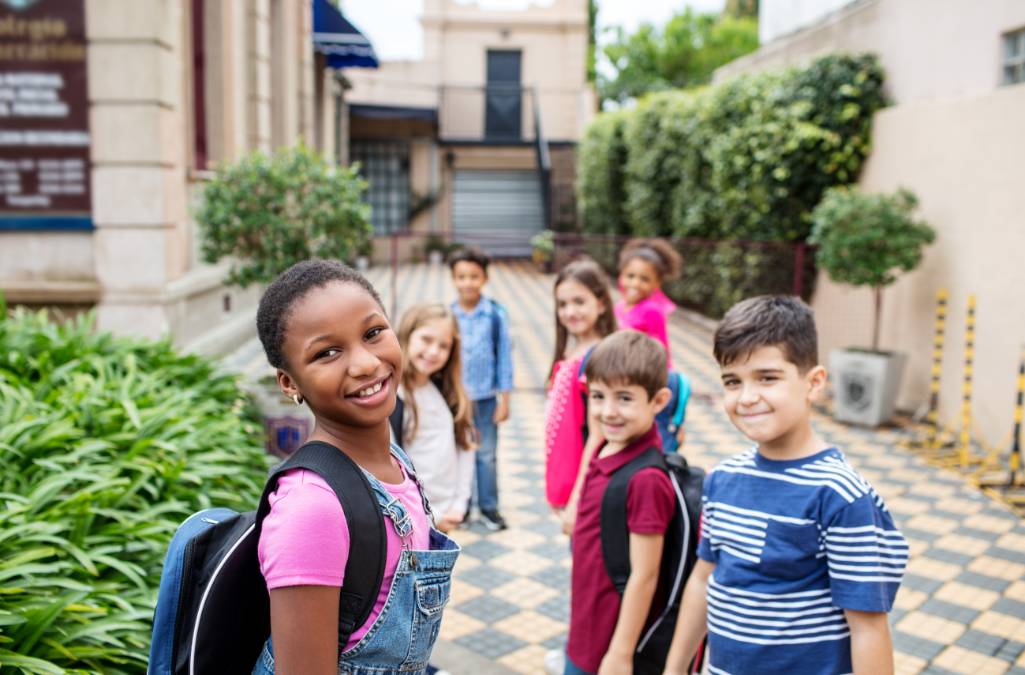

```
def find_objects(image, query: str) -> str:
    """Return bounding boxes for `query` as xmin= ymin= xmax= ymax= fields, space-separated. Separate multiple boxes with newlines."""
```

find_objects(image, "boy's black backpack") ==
xmin=148 ymin=442 xmax=387 ymax=675
xmin=600 ymin=447 xmax=706 ymax=674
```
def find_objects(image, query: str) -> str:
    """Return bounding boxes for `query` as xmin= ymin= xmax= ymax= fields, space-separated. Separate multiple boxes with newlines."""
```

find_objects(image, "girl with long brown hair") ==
xmin=544 ymin=259 xmax=617 ymax=510
xmin=395 ymin=303 xmax=476 ymax=532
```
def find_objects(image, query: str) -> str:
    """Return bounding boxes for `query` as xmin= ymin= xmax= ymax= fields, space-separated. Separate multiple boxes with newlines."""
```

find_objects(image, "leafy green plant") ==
xmin=576 ymin=109 xmax=631 ymax=237
xmin=423 ymin=234 xmax=448 ymax=256
xmin=530 ymin=230 xmax=555 ymax=261
xmin=623 ymin=91 xmax=689 ymax=237
xmin=578 ymin=53 xmax=886 ymax=243
xmin=0 ymin=309 xmax=269 ymax=673
xmin=197 ymin=143 xmax=372 ymax=288
xmin=809 ymin=187 xmax=936 ymax=350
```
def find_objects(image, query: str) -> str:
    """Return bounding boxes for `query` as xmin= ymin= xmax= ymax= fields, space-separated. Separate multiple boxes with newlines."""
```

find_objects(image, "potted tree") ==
xmin=197 ymin=143 xmax=372 ymax=453
xmin=809 ymin=187 xmax=935 ymax=426
xmin=423 ymin=234 xmax=448 ymax=265
xmin=530 ymin=230 xmax=555 ymax=272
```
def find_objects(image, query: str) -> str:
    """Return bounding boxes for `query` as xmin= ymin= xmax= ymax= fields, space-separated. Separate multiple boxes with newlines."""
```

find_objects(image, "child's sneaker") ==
xmin=543 ymin=648 xmax=565 ymax=675
xmin=479 ymin=509 xmax=508 ymax=531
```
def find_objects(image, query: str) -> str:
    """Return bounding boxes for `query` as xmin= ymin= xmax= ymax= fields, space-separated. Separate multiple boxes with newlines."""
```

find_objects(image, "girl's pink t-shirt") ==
xmin=257 ymin=463 xmax=431 ymax=650
xmin=545 ymin=355 xmax=588 ymax=508
xmin=614 ymin=288 xmax=676 ymax=367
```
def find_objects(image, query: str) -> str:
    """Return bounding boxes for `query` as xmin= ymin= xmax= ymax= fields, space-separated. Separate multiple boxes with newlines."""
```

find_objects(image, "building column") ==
xmin=87 ymin=0 xmax=188 ymax=340
xmin=248 ymin=0 xmax=272 ymax=152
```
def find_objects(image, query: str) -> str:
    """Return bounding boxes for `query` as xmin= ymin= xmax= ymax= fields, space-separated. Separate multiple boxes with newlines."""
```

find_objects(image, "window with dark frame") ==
xmin=191 ymin=0 xmax=207 ymax=170
xmin=1003 ymin=28 xmax=1025 ymax=86
xmin=350 ymin=141 xmax=411 ymax=235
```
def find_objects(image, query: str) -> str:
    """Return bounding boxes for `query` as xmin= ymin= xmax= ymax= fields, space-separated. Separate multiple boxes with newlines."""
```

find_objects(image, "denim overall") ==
xmin=253 ymin=448 xmax=460 ymax=675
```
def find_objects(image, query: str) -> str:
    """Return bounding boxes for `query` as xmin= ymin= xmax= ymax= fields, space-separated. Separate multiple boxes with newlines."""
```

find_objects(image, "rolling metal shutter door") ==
xmin=452 ymin=170 xmax=544 ymax=256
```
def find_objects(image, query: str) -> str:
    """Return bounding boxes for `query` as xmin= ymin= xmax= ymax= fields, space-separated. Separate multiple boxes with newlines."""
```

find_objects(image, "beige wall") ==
xmin=346 ymin=0 xmax=595 ymax=141
xmin=717 ymin=0 xmax=1025 ymax=444
xmin=718 ymin=0 xmax=1025 ymax=106
xmin=1 ymin=0 xmax=323 ymax=356
xmin=815 ymin=86 xmax=1025 ymax=445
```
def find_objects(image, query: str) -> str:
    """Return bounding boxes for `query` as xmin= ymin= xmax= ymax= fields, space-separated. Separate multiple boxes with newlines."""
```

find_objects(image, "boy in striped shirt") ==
xmin=664 ymin=295 xmax=907 ymax=675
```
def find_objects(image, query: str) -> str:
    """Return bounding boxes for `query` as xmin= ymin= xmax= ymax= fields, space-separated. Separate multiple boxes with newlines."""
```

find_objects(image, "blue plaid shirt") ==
xmin=452 ymin=296 xmax=513 ymax=401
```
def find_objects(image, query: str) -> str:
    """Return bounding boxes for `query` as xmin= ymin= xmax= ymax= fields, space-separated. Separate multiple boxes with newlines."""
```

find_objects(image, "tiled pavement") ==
xmin=223 ymin=262 xmax=1025 ymax=675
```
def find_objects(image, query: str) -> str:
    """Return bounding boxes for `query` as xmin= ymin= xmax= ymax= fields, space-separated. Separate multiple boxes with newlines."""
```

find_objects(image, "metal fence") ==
xmin=371 ymin=230 xmax=815 ymax=321
xmin=551 ymin=232 xmax=815 ymax=320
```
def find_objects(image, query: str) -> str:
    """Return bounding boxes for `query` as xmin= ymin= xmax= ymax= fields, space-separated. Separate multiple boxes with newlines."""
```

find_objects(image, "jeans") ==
xmin=472 ymin=397 xmax=499 ymax=512
xmin=253 ymin=448 xmax=460 ymax=674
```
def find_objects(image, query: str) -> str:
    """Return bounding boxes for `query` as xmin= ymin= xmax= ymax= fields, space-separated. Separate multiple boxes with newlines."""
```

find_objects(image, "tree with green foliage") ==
xmin=599 ymin=9 xmax=759 ymax=105
xmin=810 ymin=187 xmax=936 ymax=351
xmin=724 ymin=0 xmax=759 ymax=19
xmin=587 ymin=0 xmax=598 ymax=83
xmin=198 ymin=143 xmax=372 ymax=288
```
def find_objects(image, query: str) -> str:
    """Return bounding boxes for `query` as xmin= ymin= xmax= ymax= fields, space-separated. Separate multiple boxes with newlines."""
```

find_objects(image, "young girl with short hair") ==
xmin=616 ymin=238 xmax=683 ymax=366
xmin=394 ymin=303 xmax=476 ymax=533
xmin=254 ymin=260 xmax=458 ymax=675
xmin=545 ymin=259 xmax=617 ymax=511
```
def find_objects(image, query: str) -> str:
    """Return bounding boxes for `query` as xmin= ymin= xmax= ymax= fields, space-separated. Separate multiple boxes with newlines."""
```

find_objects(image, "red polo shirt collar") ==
xmin=592 ymin=424 xmax=662 ymax=475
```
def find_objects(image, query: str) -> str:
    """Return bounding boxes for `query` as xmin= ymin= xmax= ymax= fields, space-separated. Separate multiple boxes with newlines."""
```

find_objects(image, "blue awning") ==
xmin=313 ymin=0 xmax=379 ymax=69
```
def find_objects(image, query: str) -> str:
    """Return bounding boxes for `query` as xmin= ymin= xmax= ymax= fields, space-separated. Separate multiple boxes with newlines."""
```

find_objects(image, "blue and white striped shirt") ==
xmin=452 ymin=296 xmax=513 ymax=401
xmin=697 ymin=447 xmax=907 ymax=675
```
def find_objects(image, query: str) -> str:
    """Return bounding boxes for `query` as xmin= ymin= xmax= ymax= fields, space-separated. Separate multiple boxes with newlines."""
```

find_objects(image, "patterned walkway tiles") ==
xmin=221 ymin=262 xmax=1025 ymax=675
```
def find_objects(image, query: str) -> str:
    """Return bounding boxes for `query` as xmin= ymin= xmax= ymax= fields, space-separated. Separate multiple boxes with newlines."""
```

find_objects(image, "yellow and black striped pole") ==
xmin=958 ymin=294 xmax=976 ymax=470
xmin=925 ymin=289 xmax=949 ymax=450
xmin=1010 ymin=347 xmax=1025 ymax=486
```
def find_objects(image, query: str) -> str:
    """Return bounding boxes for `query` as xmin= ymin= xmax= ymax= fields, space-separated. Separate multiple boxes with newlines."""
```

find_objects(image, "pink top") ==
xmin=545 ymin=355 xmax=589 ymax=508
xmin=258 ymin=464 xmax=431 ymax=650
xmin=614 ymin=287 xmax=676 ymax=367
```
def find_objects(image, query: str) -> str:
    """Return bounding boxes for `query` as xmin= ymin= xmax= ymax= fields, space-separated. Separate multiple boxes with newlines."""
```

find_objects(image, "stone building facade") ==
xmin=1 ymin=0 xmax=345 ymax=354
xmin=344 ymin=0 xmax=596 ymax=256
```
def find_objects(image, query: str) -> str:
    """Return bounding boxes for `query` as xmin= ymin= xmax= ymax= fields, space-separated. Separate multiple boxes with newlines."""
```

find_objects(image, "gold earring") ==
xmin=292 ymin=393 xmax=303 ymax=406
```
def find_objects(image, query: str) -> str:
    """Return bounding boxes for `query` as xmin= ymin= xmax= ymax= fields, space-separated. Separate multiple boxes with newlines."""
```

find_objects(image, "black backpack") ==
xmin=600 ymin=447 xmax=706 ymax=674
xmin=148 ymin=442 xmax=387 ymax=675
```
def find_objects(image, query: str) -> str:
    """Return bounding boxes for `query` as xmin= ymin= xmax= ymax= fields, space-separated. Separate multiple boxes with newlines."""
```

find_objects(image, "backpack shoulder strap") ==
xmin=672 ymin=373 xmax=691 ymax=427
xmin=600 ymin=446 xmax=667 ymax=594
xmin=577 ymin=346 xmax=597 ymax=441
xmin=256 ymin=441 xmax=386 ymax=647
xmin=576 ymin=345 xmax=596 ymax=379
xmin=488 ymin=298 xmax=504 ymax=363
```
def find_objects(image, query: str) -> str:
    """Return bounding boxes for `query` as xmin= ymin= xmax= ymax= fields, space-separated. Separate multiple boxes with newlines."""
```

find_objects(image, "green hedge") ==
xmin=579 ymin=53 xmax=887 ymax=242
xmin=0 ymin=307 xmax=270 ymax=673
xmin=576 ymin=109 xmax=631 ymax=237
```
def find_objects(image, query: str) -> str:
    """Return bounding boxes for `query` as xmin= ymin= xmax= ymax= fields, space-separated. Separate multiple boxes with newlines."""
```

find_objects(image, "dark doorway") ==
xmin=485 ymin=50 xmax=522 ymax=141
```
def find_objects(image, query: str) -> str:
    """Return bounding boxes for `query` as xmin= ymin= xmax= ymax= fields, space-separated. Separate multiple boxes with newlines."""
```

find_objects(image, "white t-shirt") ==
xmin=400 ymin=382 xmax=475 ymax=517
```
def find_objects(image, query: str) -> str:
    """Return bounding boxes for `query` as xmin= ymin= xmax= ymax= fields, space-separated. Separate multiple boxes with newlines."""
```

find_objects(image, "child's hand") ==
xmin=436 ymin=512 xmax=463 ymax=533
xmin=561 ymin=504 xmax=577 ymax=536
xmin=598 ymin=650 xmax=633 ymax=675
xmin=493 ymin=396 xmax=510 ymax=424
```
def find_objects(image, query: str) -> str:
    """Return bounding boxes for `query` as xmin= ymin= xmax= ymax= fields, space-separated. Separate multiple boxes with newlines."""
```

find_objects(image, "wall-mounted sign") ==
xmin=0 ymin=0 xmax=91 ymax=230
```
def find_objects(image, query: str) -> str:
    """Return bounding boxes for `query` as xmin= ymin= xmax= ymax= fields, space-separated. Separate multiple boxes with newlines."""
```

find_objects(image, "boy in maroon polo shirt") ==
xmin=566 ymin=331 xmax=677 ymax=675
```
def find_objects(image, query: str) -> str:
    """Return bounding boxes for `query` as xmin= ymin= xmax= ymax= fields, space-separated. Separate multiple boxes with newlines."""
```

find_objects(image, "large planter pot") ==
xmin=428 ymin=250 xmax=444 ymax=265
xmin=245 ymin=377 xmax=315 ymax=457
xmin=828 ymin=348 xmax=908 ymax=427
